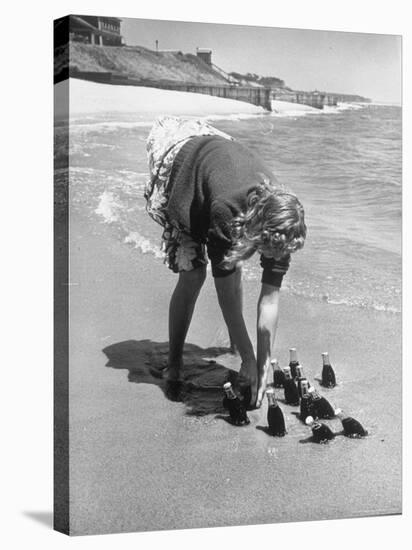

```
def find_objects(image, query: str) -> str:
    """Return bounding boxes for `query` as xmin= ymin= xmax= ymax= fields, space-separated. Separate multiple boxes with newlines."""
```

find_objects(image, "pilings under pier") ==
xmin=272 ymin=90 xmax=338 ymax=109
xmin=158 ymin=82 xmax=272 ymax=111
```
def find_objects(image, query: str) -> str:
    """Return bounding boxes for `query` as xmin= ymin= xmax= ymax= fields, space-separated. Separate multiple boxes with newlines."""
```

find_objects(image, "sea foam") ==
xmin=124 ymin=232 xmax=164 ymax=259
xmin=95 ymin=191 xmax=121 ymax=223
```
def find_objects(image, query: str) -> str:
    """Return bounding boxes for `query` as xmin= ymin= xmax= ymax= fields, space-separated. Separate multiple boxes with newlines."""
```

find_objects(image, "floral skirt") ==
xmin=145 ymin=116 xmax=233 ymax=272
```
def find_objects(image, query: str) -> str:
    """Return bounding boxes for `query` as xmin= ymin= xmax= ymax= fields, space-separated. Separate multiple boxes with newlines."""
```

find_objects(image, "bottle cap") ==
xmin=270 ymin=358 xmax=279 ymax=367
xmin=223 ymin=382 xmax=232 ymax=390
xmin=305 ymin=416 xmax=314 ymax=426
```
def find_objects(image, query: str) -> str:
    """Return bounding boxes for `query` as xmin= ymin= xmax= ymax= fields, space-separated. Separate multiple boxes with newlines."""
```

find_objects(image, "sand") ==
xmin=66 ymin=212 xmax=401 ymax=535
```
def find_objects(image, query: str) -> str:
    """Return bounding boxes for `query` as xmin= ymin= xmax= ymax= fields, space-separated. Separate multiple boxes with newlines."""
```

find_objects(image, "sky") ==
xmin=122 ymin=18 xmax=401 ymax=103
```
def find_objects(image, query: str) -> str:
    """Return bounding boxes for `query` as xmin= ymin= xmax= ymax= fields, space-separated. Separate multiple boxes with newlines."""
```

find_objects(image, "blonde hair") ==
xmin=221 ymin=179 xmax=307 ymax=269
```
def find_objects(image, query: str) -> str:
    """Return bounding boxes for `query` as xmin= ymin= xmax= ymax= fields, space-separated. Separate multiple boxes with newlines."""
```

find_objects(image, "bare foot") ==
xmin=163 ymin=368 xmax=181 ymax=382
xmin=163 ymin=363 xmax=184 ymax=402
xmin=165 ymin=379 xmax=184 ymax=402
xmin=163 ymin=359 xmax=183 ymax=382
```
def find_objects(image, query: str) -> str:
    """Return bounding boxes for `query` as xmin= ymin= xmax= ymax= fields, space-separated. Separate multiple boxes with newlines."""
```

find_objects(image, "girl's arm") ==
xmin=214 ymin=267 xmax=257 ymax=391
xmin=256 ymin=283 xmax=281 ymax=408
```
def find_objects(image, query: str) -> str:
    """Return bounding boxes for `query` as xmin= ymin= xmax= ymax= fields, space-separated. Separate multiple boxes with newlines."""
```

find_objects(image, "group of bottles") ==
xmin=222 ymin=348 xmax=367 ymax=442
xmin=268 ymin=349 xmax=367 ymax=442
xmin=272 ymin=349 xmax=336 ymax=392
xmin=271 ymin=349 xmax=336 ymax=416
xmin=305 ymin=411 xmax=368 ymax=443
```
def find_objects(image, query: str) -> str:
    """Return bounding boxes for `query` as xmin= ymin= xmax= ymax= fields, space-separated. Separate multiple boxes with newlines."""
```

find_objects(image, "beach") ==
xmin=56 ymin=79 xmax=402 ymax=534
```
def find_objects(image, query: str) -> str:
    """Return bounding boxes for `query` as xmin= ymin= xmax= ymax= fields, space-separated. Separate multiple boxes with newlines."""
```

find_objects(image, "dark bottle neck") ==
xmin=271 ymin=359 xmax=280 ymax=372
xmin=224 ymin=385 xmax=237 ymax=399
xmin=322 ymin=352 xmax=330 ymax=366
xmin=295 ymin=365 xmax=304 ymax=378
xmin=266 ymin=392 xmax=277 ymax=407
xmin=289 ymin=348 xmax=298 ymax=363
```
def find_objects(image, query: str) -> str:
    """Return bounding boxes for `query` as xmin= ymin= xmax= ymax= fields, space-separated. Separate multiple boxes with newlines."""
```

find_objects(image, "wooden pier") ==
xmin=158 ymin=82 xmax=272 ymax=111
xmin=67 ymin=70 xmax=273 ymax=111
xmin=272 ymin=90 xmax=338 ymax=109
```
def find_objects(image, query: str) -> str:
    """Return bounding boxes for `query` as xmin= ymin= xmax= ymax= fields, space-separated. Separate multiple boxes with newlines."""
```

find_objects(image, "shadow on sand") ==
xmin=103 ymin=340 xmax=240 ymax=416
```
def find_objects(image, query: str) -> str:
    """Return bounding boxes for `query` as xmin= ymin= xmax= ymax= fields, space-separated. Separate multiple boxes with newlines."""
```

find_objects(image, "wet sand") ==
xmin=67 ymin=212 xmax=401 ymax=535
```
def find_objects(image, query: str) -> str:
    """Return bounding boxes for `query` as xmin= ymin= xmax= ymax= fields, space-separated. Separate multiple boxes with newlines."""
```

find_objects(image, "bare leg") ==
xmin=167 ymin=265 xmax=207 ymax=381
xmin=229 ymin=334 xmax=237 ymax=354
xmin=228 ymin=267 xmax=243 ymax=354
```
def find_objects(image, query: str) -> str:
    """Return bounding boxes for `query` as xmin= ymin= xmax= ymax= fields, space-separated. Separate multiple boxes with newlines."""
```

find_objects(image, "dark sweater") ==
xmin=166 ymin=135 xmax=290 ymax=287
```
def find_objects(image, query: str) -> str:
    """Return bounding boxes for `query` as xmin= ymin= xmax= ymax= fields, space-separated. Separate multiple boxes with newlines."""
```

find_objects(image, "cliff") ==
xmin=55 ymin=42 xmax=231 ymax=86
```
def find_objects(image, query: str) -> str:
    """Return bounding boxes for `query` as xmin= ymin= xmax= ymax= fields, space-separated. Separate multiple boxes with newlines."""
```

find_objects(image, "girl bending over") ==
xmin=145 ymin=116 xmax=306 ymax=409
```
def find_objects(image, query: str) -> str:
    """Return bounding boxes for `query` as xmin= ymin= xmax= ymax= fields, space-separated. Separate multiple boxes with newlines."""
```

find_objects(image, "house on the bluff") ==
xmin=69 ymin=15 xmax=123 ymax=46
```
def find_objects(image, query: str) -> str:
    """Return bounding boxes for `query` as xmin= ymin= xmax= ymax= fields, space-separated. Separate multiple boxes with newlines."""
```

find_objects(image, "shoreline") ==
xmin=55 ymin=79 xmax=372 ymax=123
xmin=67 ymin=211 xmax=401 ymax=535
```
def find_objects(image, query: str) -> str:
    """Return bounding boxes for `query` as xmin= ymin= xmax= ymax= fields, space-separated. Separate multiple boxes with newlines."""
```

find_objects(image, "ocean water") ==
xmin=56 ymin=102 xmax=402 ymax=314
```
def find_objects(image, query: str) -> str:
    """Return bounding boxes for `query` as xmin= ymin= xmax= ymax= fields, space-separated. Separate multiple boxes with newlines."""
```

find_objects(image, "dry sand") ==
xmin=67 ymin=211 xmax=401 ymax=535
xmin=54 ymin=79 xmax=321 ymax=121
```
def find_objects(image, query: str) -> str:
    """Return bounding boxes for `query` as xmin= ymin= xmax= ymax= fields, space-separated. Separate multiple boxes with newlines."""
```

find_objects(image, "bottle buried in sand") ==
xmin=305 ymin=416 xmax=335 ymax=443
xmin=320 ymin=352 xmax=337 ymax=388
xmin=271 ymin=358 xmax=285 ymax=388
xmin=266 ymin=388 xmax=287 ymax=437
xmin=282 ymin=367 xmax=300 ymax=406
xmin=289 ymin=348 xmax=300 ymax=379
xmin=335 ymin=409 xmax=368 ymax=438
xmin=295 ymin=365 xmax=311 ymax=398
xmin=299 ymin=380 xmax=315 ymax=422
xmin=308 ymin=387 xmax=336 ymax=419
xmin=222 ymin=382 xmax=250 ymax=426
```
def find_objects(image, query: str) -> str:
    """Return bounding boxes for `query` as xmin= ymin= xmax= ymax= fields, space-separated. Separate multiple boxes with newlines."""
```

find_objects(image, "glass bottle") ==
xmin=305 ymin=415 xmax=335 ymax=443
xmin=336 ymin=409 xmax=368 ymax=438
xmin=266 ymin=388 xmax=286 ymax=436
xmin=295 ymin=365 xmax=311 ymax=398
xmin=321 ymin=352 xmax=337 ymax=388
xmin=308 ymin=387 xmax=336 ymax=419
xmin=289 ymin=347 xmax=300 ymax=379
xmin=282 ymin=366 xmax=300 ymax=406
xmin=299 ymin=380 xmax=314 ymax=422
xmin=271 ymin=358 xmax=285 ymax=388
xmin=222 ymin=382 xmax=250 ymax=426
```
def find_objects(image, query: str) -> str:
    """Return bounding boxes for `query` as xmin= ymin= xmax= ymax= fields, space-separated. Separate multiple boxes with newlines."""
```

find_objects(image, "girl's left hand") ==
xmin=239 ymin=358 xmax=258 ymax=408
